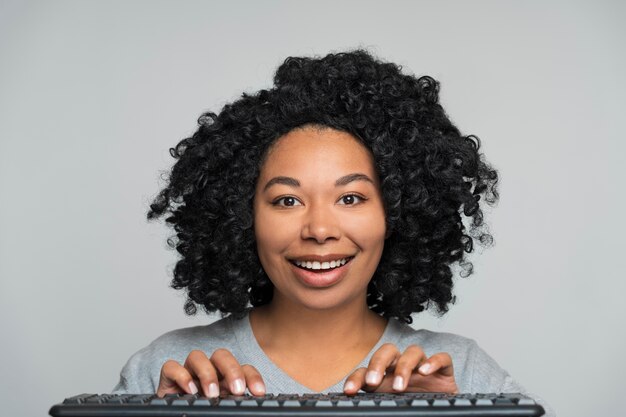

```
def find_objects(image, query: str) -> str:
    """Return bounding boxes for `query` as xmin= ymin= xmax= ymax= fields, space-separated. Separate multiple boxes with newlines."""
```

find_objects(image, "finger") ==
xmin=419 ymin=352 xmax=454 ymax=377
xmin=347 ymin=369 xmax=407 ymax=394
xmin=183 ymin=350 xmax=220 ymax=398
xmin=343 ymin=367 xmax=367 ymax=394
xmin=157 ymin=360 xmax=197 ymax=397
xmin=242 ymin=364 xmax=266 ymax=396
xmin=365 ymin=343 xmax=401 ymax=387
xmin=210 ymin=348 xmax=247 ymax=395
xmin=392 ymin=345 xmax=426 ymax=391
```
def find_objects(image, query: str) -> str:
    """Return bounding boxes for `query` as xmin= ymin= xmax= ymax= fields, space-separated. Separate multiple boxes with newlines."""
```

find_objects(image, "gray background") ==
xmin=1 ymin=1 xmax=624 ymax=416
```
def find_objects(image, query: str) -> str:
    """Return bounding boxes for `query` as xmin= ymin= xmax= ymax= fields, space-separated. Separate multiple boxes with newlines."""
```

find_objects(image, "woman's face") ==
xmin=253 ymin=126 xmax=387 ymax=311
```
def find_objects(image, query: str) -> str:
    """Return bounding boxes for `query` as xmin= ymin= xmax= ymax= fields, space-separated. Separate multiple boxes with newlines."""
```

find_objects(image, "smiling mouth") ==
xmin=290 ymin=257 xmax=354 ymax=272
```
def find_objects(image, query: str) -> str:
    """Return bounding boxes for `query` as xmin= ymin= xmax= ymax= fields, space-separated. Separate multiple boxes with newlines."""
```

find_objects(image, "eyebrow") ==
xmin=263 ymin=176 xmax=300 ymax=191
xmin=335 ymin=173 xmax=374 ymax=187
xmin=263 ymin=173 xmax=374 ymax=192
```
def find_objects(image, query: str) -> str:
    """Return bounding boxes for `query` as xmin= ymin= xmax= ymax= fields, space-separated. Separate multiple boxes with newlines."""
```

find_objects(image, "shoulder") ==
xmin=112 ymin=315 xmax=241 ymax=393
xmin=148 ymin=318 xmax=237 ymax=359
xmin=135 ymin=315 xmax=241 ymax=365
xmin=387 ymin=319 xmax=509 ymax=392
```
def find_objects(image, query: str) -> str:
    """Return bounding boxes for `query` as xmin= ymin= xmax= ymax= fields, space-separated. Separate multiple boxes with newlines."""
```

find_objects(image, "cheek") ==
xmin=254 ymin=208 xmax=297 ymax=264
xmin=342 ymin=211 xmax=387 ymax=252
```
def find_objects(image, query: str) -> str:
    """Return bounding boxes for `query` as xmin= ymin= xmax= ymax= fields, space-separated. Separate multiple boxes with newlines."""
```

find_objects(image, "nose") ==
xmin=301 ymin=202 xmax=341 ymax=243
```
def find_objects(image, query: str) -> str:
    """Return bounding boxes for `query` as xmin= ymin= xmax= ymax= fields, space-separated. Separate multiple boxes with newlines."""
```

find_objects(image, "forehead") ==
xmin=260 ymin=127 xmax=377 ymax=178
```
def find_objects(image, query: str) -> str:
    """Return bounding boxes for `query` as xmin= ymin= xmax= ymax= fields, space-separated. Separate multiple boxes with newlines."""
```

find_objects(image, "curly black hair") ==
xmin=148 ymin=49 xmax=499 ymax=324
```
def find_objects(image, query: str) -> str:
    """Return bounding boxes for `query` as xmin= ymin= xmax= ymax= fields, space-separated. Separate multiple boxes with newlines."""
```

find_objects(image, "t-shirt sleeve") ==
xmin=111 ymin=344 xmax=160 ymax=394
xmin=467 ymin=340 xmax=556 ymax=417
xmin=110 ymin=321 xmax=235 ymax=394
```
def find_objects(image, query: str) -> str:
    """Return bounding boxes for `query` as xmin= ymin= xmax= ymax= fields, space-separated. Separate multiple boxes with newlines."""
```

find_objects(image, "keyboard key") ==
xmin=336 ymin=399 xmax=355 ymax=407
xmin=230 ymin=395 xmax=247 ymax=402
xmin=128 ymin=395 xmax=151 ymax=404
xmin=106 ymin=395 xmax=131 ymax=404
xmin=149 ymin=398 xmax=169 ymax=405
xmin=171 ymin=398 xmax=193 ymax=406
xmin=85 ymin=397 xmax=106 ymax=404
xmin=192 ymin=398 xmax=213 ymax=406
xmin=63 ymin=394 xmax=96 ymax=404
xmin=475 ymin=398 xmax=493 ymax=406
xmin=494 ymin=398 xmax=515 ymax=406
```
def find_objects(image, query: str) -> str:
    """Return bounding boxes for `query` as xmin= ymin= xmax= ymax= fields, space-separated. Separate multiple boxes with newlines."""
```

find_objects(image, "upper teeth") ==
xmin=294 ymin=258 xmax=349 ymax=270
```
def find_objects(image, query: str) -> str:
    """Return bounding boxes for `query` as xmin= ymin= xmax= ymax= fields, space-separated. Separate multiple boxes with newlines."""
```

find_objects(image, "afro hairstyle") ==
xmin=148 ymin=49 xmax=499 ymax=324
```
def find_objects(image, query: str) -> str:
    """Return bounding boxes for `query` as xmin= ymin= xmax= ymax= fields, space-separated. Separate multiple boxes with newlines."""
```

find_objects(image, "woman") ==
xmin=113 ymin=49 xmax=552 ymax=415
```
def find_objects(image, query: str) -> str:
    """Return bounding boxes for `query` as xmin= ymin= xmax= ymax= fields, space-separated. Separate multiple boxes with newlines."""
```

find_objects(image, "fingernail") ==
xmin=208 ymin=382 xmax=219 ymax=398
xmin=393 ymin=376 xmax=404 ymax=391
xmin=253 ymin=382 xmax=266 ymax=395
xmin=365 ymin=370 xmax=380 ymax=385
xmin=231 ymin=379 xmax=245 ymax=394
xmin=188 ymin=381 xmax=198 ymax=394
xmin=419 ymin=363 xmax=431 ymax=374
xmin=344 ymin=381 xmax=356 ymax=391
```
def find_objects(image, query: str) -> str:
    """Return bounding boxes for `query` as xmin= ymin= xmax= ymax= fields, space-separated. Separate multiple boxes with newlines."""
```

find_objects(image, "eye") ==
xmin=272 ymin=196 xmax=302 ymax=207
xmin=338 ymin=194 xmax=366 ymax=205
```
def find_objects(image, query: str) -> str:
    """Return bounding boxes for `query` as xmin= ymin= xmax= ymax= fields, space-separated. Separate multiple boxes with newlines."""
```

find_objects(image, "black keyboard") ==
xmin=49 ymin=392 xmax=545 ymax=416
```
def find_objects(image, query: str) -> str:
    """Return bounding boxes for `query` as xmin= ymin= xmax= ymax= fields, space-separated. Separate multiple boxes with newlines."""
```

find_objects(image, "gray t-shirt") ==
xmin=113 ymin=310 xmax=554 ymax=416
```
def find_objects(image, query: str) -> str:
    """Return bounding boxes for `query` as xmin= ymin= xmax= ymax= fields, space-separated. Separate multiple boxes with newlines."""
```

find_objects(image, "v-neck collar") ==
xmin=231 ymin=308 xmax=402 ymax=393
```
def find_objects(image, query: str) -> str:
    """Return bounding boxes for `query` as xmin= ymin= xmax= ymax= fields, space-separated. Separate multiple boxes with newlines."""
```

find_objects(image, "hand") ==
xmin=156 ymin=349 xmax=266 ymax=398
xmin=343 ymin=343 xmax=458 ymax=394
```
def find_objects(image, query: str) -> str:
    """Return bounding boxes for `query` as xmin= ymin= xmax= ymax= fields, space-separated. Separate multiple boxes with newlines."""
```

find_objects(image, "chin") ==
xmin=287 ymin=290 xmax=365 ymax=313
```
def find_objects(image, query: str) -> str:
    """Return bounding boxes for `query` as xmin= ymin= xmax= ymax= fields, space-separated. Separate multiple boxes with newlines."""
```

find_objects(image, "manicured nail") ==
xmin=253 ymin=382 xmax=266 ymax=395
xmin=208 ymin=382 xmax=219 ymax=398
xmin=419 ymin=363 xmax=431 ymax=374
xmin=231 ymin=379 xmax=245 ymax=394
xmin=365 ymin=370 xmax=380 ymax=385
xmin=344 ymin=381 xmax=356 ymax=391
xmin=393 ymin=376 xmax=404 ymax=391
xmin=188 ymin=381 xmax=198 ymax=394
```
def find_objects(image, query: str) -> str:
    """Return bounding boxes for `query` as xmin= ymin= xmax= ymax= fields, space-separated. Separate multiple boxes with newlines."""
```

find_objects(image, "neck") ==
xmin=249 ymin=296 xmax=388 ymax=353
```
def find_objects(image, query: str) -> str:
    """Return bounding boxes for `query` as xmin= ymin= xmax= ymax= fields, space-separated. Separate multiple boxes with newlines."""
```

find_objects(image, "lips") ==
xmin=288 ymin=256 xmax=354 ymax=288
xmin=291 ymin=256 xmax=353 ymax=271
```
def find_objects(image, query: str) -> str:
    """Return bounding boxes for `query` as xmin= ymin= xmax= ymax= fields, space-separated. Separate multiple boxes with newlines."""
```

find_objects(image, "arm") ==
xmin=112 ymin=345 xmax=158 ymax=394
xmin=467 ymin=340 xmax=556 ymax=417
